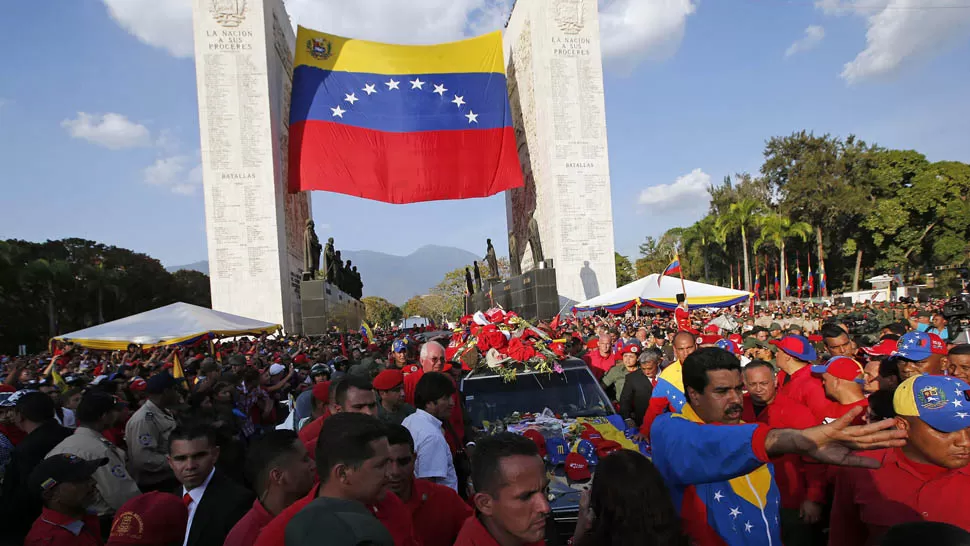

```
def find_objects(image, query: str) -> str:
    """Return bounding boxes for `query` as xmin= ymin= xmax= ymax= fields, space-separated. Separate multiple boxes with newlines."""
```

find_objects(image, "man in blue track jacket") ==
xmin=651 ymin=348 xmax=909 ymax=546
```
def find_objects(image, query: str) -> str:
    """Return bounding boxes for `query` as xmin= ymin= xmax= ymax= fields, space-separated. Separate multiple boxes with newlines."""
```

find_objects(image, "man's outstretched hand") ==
xmin=765 ymin=407 xmax=907 ymax=468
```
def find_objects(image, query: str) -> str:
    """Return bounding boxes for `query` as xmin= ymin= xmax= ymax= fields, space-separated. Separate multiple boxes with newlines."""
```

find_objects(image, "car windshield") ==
xmin=461 ymin=367 xmax=613 ymax=427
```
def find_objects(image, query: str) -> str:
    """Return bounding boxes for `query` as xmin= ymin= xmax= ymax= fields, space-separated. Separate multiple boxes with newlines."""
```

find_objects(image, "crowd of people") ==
xmin=1 ymin=295 xmax=969 ymax=546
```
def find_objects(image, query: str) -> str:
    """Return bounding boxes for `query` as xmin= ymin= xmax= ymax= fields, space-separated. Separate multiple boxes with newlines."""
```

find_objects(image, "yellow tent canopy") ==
xmin=53 ymin=302 xmax=280 ymax=351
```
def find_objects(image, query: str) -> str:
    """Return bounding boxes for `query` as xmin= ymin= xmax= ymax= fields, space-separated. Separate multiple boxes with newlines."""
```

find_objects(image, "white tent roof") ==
xmin=54 ymin=302 xmax=280 ymax=350
xmin=573 ymin=274 xmax=751 ymax=313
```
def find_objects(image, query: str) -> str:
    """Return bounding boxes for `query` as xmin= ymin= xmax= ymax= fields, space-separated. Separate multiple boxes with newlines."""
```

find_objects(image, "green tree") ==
xmin=715 ymin=199 xmax=763 ymax=291
xmin=753 ymin=214 xmax=813 ymax=299
xmin=361 ymin=296 xmax=403 ymax=327
xmin=172 ymin=270 xmax=212 ymax=308
xmin=614 ymin=252 xmax=635 ymax=286
xmin=23 ymin=258 xmax=71 ymax=337
xmin=81 ymin=262 xmax=122 ymax=324
xmin=682 ymin=216 xmax=717 ymax=282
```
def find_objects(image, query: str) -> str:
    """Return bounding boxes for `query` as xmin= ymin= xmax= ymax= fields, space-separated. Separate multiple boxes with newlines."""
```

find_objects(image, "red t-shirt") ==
xmin=405 ymin=478 xmax=472 ymax=546
xmin=821 ymin=398 xmax=869 ymax=425
xmin=777 ymin=366 xmax=838 ymax=424
xmin=254 ymin=485 xmax=418 ymax=546
xmin=297 ymin=409 xmax=331 ymax=458
xmin=453 ymin=514 xmax=543 ymax=546
xmin=830 ymin=448 xmax=970 ymax=546
xmin=224 ymin=499 xmax=274 ymax=546
xmin=582 ymin=351 xmax=614 ymax=377
xmin=24 ymin=508 xmax=102 ymax=546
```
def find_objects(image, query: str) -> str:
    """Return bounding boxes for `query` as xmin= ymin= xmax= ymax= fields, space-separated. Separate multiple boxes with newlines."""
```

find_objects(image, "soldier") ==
xmin=47 ymin=391 xmax=141 ymax=527
xmin=125 ymin=373 xmax=180 ymax=491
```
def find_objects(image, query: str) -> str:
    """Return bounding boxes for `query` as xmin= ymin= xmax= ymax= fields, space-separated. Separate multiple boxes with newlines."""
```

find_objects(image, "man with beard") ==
xmin=894 ymin=331 xmax=948 ymax=381
xmin=830 ymin=374 xmax=970 ymax=544
xmin=455 ymin=433 xmax=549 ymax=546
xmin=651 ymin=348 xmax=908 ymax=546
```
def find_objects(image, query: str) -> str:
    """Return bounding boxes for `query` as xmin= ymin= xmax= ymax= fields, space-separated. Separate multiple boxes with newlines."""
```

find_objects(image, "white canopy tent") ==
xmin=572 ymin=274 xmax=751 ymax=314
xmin=54 ymin=302 xmax=280 ymax=350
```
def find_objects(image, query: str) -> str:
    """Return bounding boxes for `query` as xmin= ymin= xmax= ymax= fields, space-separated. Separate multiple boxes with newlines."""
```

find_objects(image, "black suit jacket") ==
xmin=618 ymin=371 xmax=654 ymax=427
xmin=180 ymin=469 xmax=254 ymax=546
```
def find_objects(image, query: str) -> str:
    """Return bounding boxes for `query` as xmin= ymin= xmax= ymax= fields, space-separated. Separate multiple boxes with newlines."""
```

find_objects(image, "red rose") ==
xmin=507 ymin=337 xmax=537 ymax=361
xmin=549 ymin=342 xmax=566 ymax=358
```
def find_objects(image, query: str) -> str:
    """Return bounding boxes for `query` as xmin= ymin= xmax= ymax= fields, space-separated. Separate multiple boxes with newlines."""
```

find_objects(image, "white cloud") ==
xmin=102 ymin=0 xmax=697 ymax=67
xmin=817 ymin=0 xmax=970 ymax=84
xmin=785 ymin=25 xmax=825 ymax=57
xmin=599 ymin=0 xmax=697 ymax=63
xmin=102 ymin=0 xmax=195 ymax=57
xmin=143 ymin=153 xmax=203 ymax=195
xmin=61 ymin=112 xmax=152 ymax=149
xmin=638 ymin=168 xmax=711 ymax=210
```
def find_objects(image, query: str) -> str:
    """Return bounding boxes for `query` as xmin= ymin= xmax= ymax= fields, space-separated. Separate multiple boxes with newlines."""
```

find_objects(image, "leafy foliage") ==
xmin=614 ymin=252 xmax=636 ymax=286
xmin=361 ymin=296 xmax=403 ymax=327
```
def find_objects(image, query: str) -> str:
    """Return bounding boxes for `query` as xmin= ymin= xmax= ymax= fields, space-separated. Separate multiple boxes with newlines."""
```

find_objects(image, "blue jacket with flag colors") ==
xmin=651 ymin=405 xmax=782 ymax=546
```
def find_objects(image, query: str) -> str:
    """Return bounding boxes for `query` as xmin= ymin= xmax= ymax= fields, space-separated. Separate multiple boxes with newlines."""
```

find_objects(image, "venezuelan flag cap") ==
xmin=894 ymin=375 xmax=970 ymax=433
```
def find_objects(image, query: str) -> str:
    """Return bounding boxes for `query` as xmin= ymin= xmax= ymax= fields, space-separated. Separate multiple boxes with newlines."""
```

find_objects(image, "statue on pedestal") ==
xmin=508 ymin=231 xmax=521 ymax=277
xmin=465 ymin=267 xmax=475 ymax=295
xmin=333 ymin=250 xmax=344 ymax=290
xmin=485 ymin=239 xmax=500 ymax=279
xmin=344 ymin=260 xmax=356 ymax=297
xmin=323 ymin=237 xmax=336 ymax=283
xmin=303 ymin=219 xmax=322 ymax=280
xmin=473 ymin=261 xmax=483 ymax=291
xmin=528 ymin=217 xmax=544 ymax=266
xmin=352 ymin=265 xmax=363 ymax=300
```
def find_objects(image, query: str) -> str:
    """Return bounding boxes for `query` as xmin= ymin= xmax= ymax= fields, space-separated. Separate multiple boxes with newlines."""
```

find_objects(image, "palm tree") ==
xmin=715 ymin=199 xmax=763 ymax=290
xmin=23 ymin=258 xmax=71 ymax=337
xmin=754 ymin=214 xmax=813 ymax=299
xmin=683 ymin=216 xmax=717 ymax=282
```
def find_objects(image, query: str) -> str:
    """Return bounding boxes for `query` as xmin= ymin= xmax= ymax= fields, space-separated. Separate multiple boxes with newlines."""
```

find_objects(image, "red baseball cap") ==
xmin=373 ymin=370 xmax=404 ymax=391
xmin=698 ymin=334 xmax=721 ymax=345
xmin=595 ymin=440 xmax=623 ymax=459
xmin=619 ymin=342 xmax=640 ymax=356
xmin=863 ymin=339 xmax=898 ymax=357
xmin=522 ymin=430 xmax=547 ymax=457
xmin=565 ymin=452 xmax=591 ymax=482
xmin=128 ymin=377 xmax=147 ymax=392
xmin=311 ymin=381 xmax=331 ymax=403
xmin=811 ymin=356 xmax=865 ymax=383
xmin=107 ymin=492 xmax=188 ymax=545
xmin=580 ymin=429 xmax=604 ymax=444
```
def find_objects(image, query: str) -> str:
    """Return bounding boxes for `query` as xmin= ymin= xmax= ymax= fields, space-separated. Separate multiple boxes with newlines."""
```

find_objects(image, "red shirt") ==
xmin=254 ymin=485 xmax=418 ymax=546
xmin=24 ymin=508 xmax=102 ymax=546
xmin=820 ymin=398 xmax=869 ymax=425
xmin=0 ymin=422 xmax=25 ymax=446
xmin=404 ymin=370 xmax=465 ymax=446
xmin=297 ymin=409 xmax=330 ymax=458
xmin=405 ymin=478 xmax=472 ymax=546
xmin=582 ymin=350 xmax=614 ymax=377
xmin=741 ymin=393 xmax=827 ymax=509
xmin=830 ymin=447 xmax=970 ymax=546
xmin=777 ymin=366 xmax=838 ymax=424
xmin=453 ymin=514 xmax=543 ymax=546
xmin=224 ymin=499 xmax=274 ymax=546
xmin=675 ymin=306 xmax=693 ymax=333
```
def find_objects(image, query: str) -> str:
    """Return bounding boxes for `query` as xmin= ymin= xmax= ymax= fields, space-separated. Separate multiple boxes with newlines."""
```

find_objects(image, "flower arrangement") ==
xmin=445 ymin=308 xmax=567 ymax=382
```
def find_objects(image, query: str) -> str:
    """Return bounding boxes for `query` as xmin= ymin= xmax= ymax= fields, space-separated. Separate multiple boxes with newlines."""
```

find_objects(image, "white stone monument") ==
xmin=504 ymin=0 xmax=617 ymax=305
xmin=191 ymin=0 xmax=310 ymax=331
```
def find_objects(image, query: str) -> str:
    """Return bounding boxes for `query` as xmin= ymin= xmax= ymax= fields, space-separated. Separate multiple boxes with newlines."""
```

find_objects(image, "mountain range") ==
xmin=166 ymin=244 xmax=480 ymax=305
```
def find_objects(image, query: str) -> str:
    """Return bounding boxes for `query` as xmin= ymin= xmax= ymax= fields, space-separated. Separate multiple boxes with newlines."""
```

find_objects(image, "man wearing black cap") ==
xmin=0 ymin=391 xmax=73 ymax=543
xmin=48 ymin=391 xmax=141 ymax=528
xmin=125 ymin=373 xmax=180 ymax=491
xmin=23 ymin=454 xmax=107 ymax=546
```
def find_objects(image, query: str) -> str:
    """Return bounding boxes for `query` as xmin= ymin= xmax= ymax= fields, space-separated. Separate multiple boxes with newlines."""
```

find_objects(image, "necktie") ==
xmin=183 ymin=493 xmax=193 ymax=507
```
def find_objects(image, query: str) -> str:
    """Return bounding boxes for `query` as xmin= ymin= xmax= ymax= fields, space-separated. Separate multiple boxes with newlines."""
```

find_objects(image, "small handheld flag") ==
xmin=659 ymin=257 xmax=681 ymax=286
xmin=50 ymin=368 xmax=68 ymax=393
xmin=172 ymin=352 xmax=185 ymax=380
xmin=361 ymin=322 xmax=375 ymax=343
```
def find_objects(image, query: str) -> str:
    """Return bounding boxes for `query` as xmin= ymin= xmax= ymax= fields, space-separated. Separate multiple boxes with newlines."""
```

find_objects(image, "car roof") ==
xmin=463 ymin=356 xmax=589 ymax=380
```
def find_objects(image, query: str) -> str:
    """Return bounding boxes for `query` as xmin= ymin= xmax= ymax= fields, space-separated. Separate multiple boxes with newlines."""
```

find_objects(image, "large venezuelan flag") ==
xmin=289 ymin=28 xmax=524 ymax=204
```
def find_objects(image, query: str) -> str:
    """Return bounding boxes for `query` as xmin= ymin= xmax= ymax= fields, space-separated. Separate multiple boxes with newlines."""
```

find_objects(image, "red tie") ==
xmin=183 ymin=493 xmax=193 ymax=507
xmin=651 ymin=378 xmax=658 ymax=388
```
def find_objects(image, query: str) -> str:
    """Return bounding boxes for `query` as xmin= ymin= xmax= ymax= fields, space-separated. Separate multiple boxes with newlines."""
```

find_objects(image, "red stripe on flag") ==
xmin=289 ymin=121 xmax=523 ymax=203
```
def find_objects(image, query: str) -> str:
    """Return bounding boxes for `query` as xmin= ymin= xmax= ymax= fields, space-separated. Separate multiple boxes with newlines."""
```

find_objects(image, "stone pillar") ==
xmin=191 ymin=0 xmax=311 ymax=331
xmin=504 ymin=0 xmax=617 ymax=306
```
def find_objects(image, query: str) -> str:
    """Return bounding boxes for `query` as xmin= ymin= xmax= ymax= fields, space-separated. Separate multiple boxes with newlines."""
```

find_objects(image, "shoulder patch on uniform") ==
xmin=138 ymin=433 xmax=152 ymax=446
xmin=110 ymin=464 xmax=127 ymax=478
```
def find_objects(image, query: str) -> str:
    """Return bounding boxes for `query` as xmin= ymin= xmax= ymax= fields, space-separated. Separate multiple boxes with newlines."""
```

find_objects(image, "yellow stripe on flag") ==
xmin=51 ymin=367 xmax=68 ymax=393
xmin=294 ymin=28 xmax=506 ymax=75
xmin=172 ymin=352 xmax=184 ymax=380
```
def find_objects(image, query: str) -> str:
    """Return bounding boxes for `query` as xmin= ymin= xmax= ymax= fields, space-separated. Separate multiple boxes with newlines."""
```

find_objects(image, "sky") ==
xmin=1 ymin=0 xmax=968 ymax=268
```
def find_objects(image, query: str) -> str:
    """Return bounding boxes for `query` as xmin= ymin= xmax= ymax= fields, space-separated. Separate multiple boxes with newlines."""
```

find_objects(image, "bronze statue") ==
xmin=351 ymin=265 xmax=363 ymax=300
xmin=323 ymin=237 xmax=336 ymax=283
xmin=528 ymin=216 xmax=544 ymax=266
xmin=485 ymin=238 xmax=499 ymax=279
xmin=333 ymin=250 xmax=344 ymax=290
xmin=508 ymin=231 xmax=521 ymax=277
xmin=465 ymin=267 xmax=475 ymax=295
xmin=303 ymin=219 xmax=322 ymax=280
xmin=473 ymin=261 xmax=483 ymax=291
xmin=343 ymin=259 xmax=355 ymax=295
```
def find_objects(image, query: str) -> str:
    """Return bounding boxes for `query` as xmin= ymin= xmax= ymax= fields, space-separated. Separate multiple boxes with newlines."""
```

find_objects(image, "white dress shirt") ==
xmin=402 ymin=409 xmax=458 ymax=491
xmin=181 ymin=467 xmax=216 ymax=546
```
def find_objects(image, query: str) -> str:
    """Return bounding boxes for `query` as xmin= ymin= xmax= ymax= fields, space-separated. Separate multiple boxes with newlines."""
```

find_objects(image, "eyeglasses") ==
xmin=429 ymin=357 xmax=445 ymax=363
